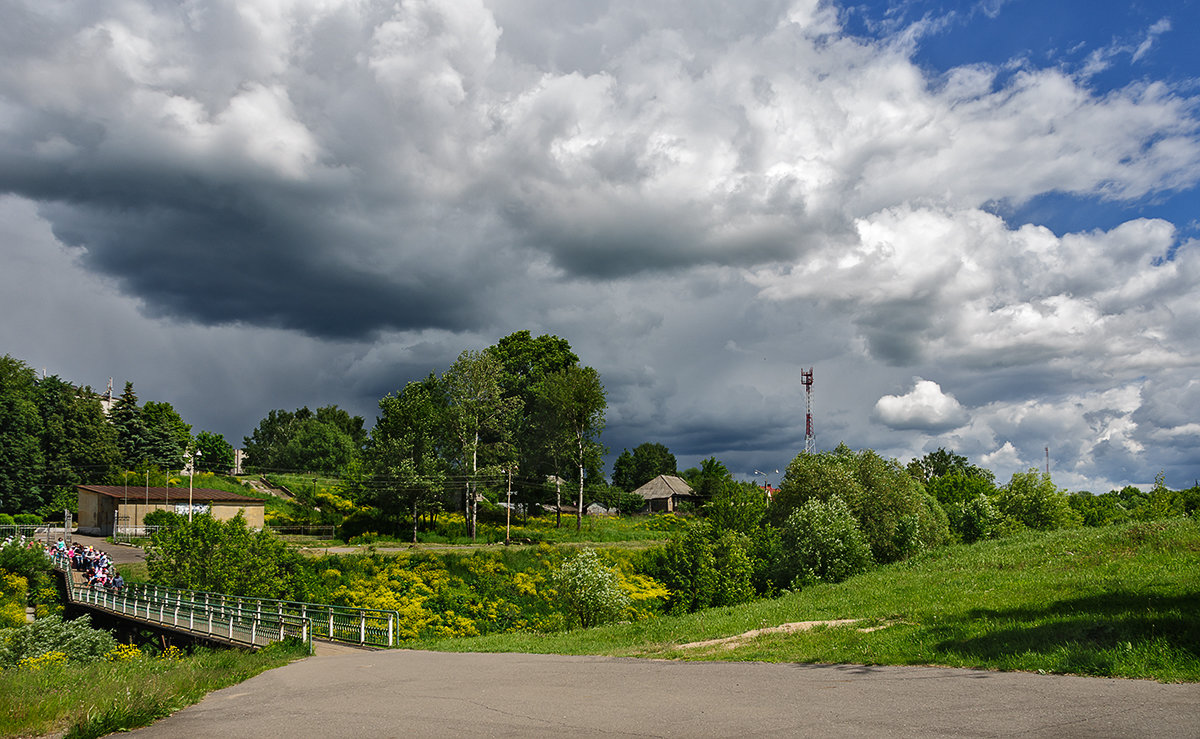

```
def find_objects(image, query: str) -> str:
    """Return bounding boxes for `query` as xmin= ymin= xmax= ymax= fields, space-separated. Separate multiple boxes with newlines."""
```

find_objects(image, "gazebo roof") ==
xmin=632 ymin=475 xmax=695 ymax=501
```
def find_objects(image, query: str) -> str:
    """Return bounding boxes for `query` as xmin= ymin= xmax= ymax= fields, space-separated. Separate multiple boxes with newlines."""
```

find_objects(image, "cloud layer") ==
xmin=2 ymin=0 xmax=1199 ymax=492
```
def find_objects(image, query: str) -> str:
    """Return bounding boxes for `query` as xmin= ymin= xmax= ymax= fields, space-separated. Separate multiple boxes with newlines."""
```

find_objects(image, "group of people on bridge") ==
xmin=60 ymin=539 xmax=125 ymax=593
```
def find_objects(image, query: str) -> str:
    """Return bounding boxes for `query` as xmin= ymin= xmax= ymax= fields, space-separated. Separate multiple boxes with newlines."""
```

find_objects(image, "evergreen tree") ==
xmin=33 ymin=376 xmax=120 ymax=515
xmin=109 ymin=382 xmax=149 ymax=469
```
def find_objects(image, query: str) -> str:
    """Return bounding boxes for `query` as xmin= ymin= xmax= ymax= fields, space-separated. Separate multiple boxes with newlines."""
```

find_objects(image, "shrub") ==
xmin=997 ymin=470 xmax=1081 ymax=531
xmin=775 ymin=496 xmax=873 ymax=588
xmin=552 ymin=549 xmax=630 ymax=629
xmin=949 ymin=494 xmax=1004 ymax=543
xmin=774 ymin=446 xmax=951 ymax=563
xmin=338 ymin=510 xmax=384 ymax=542
xmin=644 ymin=521 xmax=759 ymax=613
xmin=147 ymin=512 xmax=315 ymax=600
xmin=0 ymin=540 xmax=52 ymax=594
xmin=710 ymin=531 xmax=755 ymax=607
xmin=142 ymin=509 xmax=186 ymax=528
xmin=0 ymin=514 xmax=13 ymax=525
xmin=0 ymin=573 xmax=27 ymax=628
xmin=648 ymin=524 xmax=717 ymax=614
xmin=11 ymin=514 xmax=41 ymax=525
xmin=0 ymin=615 xmax=117 ymax=668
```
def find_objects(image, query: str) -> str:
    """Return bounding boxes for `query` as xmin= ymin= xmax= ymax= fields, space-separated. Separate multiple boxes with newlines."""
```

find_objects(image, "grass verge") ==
xmin=417 ymin=518 xmax=1200 ymax=682
xmin=0 ymin=640 xmax=309 ymax=738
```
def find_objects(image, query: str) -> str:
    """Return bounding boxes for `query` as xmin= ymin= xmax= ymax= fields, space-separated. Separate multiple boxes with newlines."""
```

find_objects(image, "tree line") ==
xmin=0 ymin=355 xmax=238 ymax=516
xmin=243 ymin=331 xmax=608 ymax=538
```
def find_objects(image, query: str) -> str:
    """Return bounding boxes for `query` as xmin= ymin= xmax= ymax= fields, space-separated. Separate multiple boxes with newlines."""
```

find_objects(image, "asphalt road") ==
xmin=69 ymin=533 xmax=147 ymax=566
xmin=124 ymin=650 xmax=1200 ymax=738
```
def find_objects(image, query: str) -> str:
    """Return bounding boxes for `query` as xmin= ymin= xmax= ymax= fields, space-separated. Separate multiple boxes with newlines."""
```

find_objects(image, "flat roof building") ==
xmin=76 ymin=485 xmax=266 ymax=535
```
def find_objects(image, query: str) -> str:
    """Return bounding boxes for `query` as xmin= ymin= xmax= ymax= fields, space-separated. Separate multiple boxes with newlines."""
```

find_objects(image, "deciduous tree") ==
xmin=368 ymin=378 xmax=449 ymax=542
xmin=194 ymin=431 xmax=236 ymax=473
xmin=612 ymin=442 xmax=677 ymax=492
xmin=445 ymin=350 xmax=521 ymax=540
xmin=0 ymin=356 xmax=44 ymax=514
xmin=536 ymin=366 xmax=606 ymax=531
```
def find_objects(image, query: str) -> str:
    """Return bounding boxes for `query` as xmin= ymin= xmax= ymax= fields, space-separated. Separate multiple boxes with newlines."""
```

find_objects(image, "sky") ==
xmin=2 ymin=0 xmax=1199 ymax=493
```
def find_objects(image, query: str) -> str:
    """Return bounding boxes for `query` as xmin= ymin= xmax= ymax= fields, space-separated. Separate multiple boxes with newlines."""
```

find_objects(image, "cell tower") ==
xmin=802 ymin=367 xmax=815 ymax=454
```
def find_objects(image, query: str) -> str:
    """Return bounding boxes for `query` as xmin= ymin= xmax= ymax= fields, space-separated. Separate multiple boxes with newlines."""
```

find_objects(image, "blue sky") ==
xmin=844 ymin=0 xmax=1200 ymax=237
xmin=1 ymin=0 xmax=1198 ymax=493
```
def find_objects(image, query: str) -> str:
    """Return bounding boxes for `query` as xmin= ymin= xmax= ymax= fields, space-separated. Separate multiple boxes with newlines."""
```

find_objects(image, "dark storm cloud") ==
xmin=3 ymin=0 xmax=1200 ymax=494
xmin=33 ymin=193 xmax=477 ymax=338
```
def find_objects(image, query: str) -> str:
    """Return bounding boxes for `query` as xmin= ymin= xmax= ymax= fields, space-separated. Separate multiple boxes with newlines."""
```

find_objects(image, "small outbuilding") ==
xmin=632 ymin=474 xmax=697 ymax=513
xmin=75 ymin=485 xmax=266 ymax=536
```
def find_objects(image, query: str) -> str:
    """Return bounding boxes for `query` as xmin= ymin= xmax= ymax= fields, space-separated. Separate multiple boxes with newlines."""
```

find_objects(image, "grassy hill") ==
xmin=418 ymin=518 xmax=1200 ymax=682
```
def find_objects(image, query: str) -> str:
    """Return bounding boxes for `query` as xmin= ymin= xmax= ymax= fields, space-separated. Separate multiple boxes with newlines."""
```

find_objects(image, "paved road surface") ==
xmin=125 ymin=650 xmax=1199 ymax=738
xmin=70 ymin=532 xmax=147 ymax=566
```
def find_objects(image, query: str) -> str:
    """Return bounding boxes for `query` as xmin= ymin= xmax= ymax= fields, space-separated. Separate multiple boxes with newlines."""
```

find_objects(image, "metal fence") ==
xmin=124 ymin=583 xmax=399 ymax=648
xmin=266 ymin=525 xmax=338 ymax=537
xmin=112 ymin=523 xmax=164 ymax=545
xmin=0 ymin=524 xmax=45 ymax=539
xmin=71 ymin=585 xmax=312 ymax=650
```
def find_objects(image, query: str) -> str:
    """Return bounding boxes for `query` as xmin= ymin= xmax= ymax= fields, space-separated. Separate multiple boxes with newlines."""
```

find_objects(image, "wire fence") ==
xmin=266 ymin=525 xmax=338 ymax=537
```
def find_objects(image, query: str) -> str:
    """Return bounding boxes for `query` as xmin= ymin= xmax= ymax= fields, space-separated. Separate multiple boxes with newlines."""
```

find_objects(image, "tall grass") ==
xmin=0 ymin=640 xmax=308 ymax=739
xmin=419 ymin=518 xmax=1200 ymax=682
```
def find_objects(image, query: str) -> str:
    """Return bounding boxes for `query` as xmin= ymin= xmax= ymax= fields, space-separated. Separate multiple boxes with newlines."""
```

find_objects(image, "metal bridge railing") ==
xmin=52 ymin=556 xmax=312 ymax=652
xmin=124 ymin=583 xmax=399 ymax=648
xmin=71 ymin=585 xmax=311 ymax=650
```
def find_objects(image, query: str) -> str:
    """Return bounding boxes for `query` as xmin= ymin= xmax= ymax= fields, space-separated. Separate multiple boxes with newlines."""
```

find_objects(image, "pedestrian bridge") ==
xmin=52 ymin=556 xmax=400 ymax=653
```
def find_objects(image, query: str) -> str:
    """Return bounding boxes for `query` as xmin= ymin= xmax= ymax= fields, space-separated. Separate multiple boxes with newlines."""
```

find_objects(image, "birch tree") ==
xmin=537 ymin=366 xmax=606 ymax=531
xmin=444 ymin=350 xmax=520 ymax=540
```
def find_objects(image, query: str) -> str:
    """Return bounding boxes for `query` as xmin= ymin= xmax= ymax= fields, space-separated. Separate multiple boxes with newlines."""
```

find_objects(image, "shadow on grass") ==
xmin=927 ymin=591 xmax=1200 ymax=677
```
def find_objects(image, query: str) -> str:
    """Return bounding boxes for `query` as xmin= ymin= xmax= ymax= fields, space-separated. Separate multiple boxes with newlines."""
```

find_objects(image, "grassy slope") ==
xmin=417 ymin=518 xmax=1200 ymax=682
xmin=0 ymin=641 xmax=308 ymax=739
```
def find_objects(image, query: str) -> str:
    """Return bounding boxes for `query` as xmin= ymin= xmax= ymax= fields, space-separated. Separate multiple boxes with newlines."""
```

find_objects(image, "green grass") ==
xmin=417 ymin=518 xmax=1200 ymax=682
xmin=339 ymin=511 xmax=683 ymax=548
xmin=0 ymin=640 xmax=308 ymax=739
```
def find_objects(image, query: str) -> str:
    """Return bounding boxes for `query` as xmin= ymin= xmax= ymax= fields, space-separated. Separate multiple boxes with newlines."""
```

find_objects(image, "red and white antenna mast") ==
xmin=802 ymin=367 xmax=815 ymax=453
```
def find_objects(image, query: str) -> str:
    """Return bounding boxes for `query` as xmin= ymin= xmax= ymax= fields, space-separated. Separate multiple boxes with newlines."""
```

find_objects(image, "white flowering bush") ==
xmin=553 ymin=549 xmax=630 ymax=629
xmin=0 ymin=615 xmax=116 ymax=669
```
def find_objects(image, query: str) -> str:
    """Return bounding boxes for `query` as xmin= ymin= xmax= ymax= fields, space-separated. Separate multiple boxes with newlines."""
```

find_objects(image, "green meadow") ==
xmin=418 ymin=518 xmax=1200 ymax=682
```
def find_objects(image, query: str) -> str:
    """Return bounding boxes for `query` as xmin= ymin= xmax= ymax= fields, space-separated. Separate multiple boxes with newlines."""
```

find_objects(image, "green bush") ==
xmin=0 ymin=541 xmax=51 ymax=590
xmin=0 ymin=615 xmax=117 ymax=668
xmin=142 ymin=509 xmax=186 ymax=528
xmin=147 ymin=512 xmax=315 ymax=600
xmin=774 ymin=495 xmax=873 ymax=588
xmin=645 ymin=521 xmax=757 ymax=614
xmin=997 ymin=470 xmax=1080 ymax=531
xmin=11 ymin=514 xmax=40 ymax=525
xmin=0 ymin=514 xmax=12 ymax=526
xmin=774 ymin=446 xmax=950 ymax=563
xmin=648 ymin=524 xmax=718 ymax=614
xmin=949 ymin=494 xmax=1004 ymax=543
xmin=553 ymin=549 xmax=630 ymax=629
xmin=710 ymin=531 xmax=755 ymax=606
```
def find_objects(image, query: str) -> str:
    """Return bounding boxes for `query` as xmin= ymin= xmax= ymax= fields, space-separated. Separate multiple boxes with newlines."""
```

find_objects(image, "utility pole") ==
xmin=188 ymin=450 xmax=202 ymax=522
xmin=504 ymin=466 xmax=514 ymax=545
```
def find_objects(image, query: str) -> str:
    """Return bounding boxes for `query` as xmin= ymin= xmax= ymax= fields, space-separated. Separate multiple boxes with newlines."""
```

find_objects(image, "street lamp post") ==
xmin=755 ymin=469 xmax=778 ymax=502
xmin=188 ymin=450 xmax=202 ymax=522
